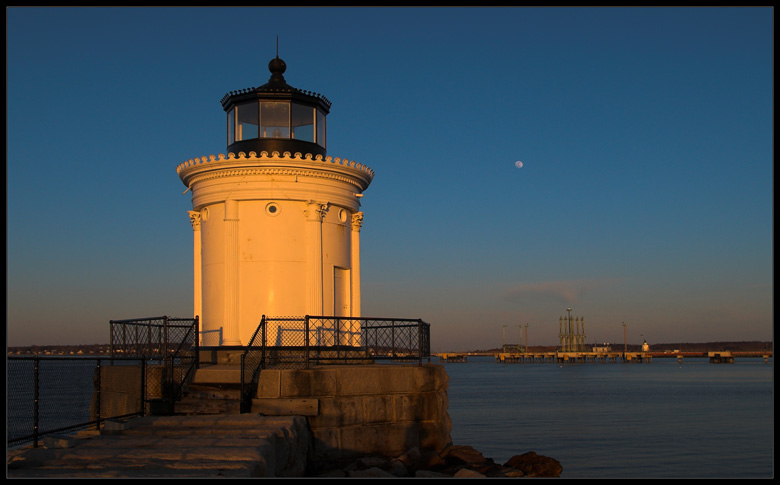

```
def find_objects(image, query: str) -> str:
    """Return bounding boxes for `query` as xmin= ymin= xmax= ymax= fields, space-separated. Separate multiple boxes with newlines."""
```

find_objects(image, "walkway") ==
xmin=7 ymin=414 xmax=311 ymax=478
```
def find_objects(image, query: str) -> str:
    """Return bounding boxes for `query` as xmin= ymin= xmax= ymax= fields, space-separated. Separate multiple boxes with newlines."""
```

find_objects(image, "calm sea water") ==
xmin=7 ymin=358 xmax=111 ymax=445
xmin=443 ymin=356 xmax=774 ymax=478
xmin=8 ymin=357 xmax=774 ymax=477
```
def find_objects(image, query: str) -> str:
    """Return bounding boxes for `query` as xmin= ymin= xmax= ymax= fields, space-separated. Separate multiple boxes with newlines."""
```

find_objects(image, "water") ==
xmin=8 ymin=356 xmax=773 ymax=477
xmin=7 ymin=358 xmax=111 ymax=444
xmin=444 ymin=356 xmax=774 ymax=478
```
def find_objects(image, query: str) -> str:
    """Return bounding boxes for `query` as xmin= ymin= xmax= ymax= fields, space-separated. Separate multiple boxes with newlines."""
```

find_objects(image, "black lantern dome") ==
xmin=221 ymin=56 xmax=331 ymax=157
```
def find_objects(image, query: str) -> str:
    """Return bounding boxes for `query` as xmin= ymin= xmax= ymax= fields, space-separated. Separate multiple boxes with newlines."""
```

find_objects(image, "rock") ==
xmin=347 ymin=466 xmax=396 ymax=478
xmin=504 ymin=452 xmax=563 ymax=478
xmin=441 ymin=445 xmax=493 ymax=467
xmin=454 ymin=468 xmax=486 ymax=478
xmin=355 ymin=456 xmax=390 ymax=469
xmin=396 ymin=446 xmax=422 ymax=469
xmin=499 ymin=468 xmax=526 ymax=478
xmin=316 ymin=469 xmax=347 ymax=477
xmin=415 ymin=469 xmax=451 ymax=478
xmin=418 ymin=450 xmax=447 ymax=471
xmin=314 ymin=446 xmax=561 ymax=479
xmin=385 ymin=459 xmax=409 ymax=477
xmin=474 ymin=463 xmax=526 ymax=478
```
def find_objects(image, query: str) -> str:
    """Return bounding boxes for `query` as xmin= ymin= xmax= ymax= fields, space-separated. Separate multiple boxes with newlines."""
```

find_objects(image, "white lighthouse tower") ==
xmin=177 ymin=56 xmax=373 ymax=347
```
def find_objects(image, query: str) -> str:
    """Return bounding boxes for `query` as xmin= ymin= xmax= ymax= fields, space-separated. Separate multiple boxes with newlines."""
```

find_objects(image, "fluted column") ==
xmin=350 ymin=212 xmax=364 ymax=317
xmin=222 ymin=199 xmax=241 ymax=345
xmin=305 ymin=201 xmax=328 ymax=317
xmin=187 ymin=211 xmax=202 ymax=335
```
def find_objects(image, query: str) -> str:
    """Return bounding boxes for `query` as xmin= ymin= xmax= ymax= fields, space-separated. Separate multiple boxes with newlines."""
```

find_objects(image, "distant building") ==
xmin=592 ymin=343 xmax=612 ymax=353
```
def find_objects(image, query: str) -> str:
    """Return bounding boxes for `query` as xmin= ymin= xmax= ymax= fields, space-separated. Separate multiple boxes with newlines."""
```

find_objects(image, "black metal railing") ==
xmin=235 ymin=315 xmax=430 ymax=412
xmin=109 ymin=316 xmax=199 ymax=413
xmin=240 ymin=316 xmax=267 ymax=413
xmin=7 ymin=356 xmax=146 ymax=448
xmin=253 ymin=315 xmax=430 ymax=369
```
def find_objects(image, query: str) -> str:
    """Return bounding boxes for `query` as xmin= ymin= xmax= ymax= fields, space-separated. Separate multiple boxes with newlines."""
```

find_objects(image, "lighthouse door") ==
xmin=333 ymin=267 xmax=350 ymax=317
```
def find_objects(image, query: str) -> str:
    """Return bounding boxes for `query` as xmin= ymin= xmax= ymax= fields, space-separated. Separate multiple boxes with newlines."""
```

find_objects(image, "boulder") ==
xmin=347 ymin=467 xmax=396 ymax=478
xmin=441 ymin=445 xmax=494 ymax=468
xmin=415 ymin=469 xmax=451 ymax=478
xmin=504 ymin=451 xmax=563 ymax=477
xmin=453 ymin=468 xmax=486 ymax=478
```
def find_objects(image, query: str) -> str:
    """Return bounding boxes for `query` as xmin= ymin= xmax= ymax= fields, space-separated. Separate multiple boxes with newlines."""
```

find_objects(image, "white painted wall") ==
xmin=178 ymin=152 xmax=373 ymax=346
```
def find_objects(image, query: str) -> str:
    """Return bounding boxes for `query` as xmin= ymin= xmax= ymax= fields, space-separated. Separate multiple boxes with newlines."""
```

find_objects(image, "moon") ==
xmin=515 ymin=161 xmax=523 ymax=168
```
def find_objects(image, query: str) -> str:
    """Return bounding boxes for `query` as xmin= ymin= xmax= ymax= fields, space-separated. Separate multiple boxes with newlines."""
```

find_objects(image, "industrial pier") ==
xmin=435 ymin=351 xmax=771 ymax=364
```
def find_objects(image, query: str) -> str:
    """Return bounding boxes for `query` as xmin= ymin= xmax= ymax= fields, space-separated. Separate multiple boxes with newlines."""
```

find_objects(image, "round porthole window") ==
xmin=265 ymin=202 xmax=280 ymax=216
xmin=338 ymin=208 xmax=348 ymax=223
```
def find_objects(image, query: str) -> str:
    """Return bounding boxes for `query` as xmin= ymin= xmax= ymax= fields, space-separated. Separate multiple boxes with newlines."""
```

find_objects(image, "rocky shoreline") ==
xmin=316 ymin=445 xmax=563 ymax=478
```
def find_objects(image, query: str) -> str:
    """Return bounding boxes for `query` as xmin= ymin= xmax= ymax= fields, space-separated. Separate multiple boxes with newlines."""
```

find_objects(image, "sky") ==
xmin=6 ymin=7 xmax=773 ymax=351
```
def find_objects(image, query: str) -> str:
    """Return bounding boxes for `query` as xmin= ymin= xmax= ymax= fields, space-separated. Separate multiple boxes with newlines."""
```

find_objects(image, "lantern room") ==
xmin=221 ymin=56 xmax=330 ymax=158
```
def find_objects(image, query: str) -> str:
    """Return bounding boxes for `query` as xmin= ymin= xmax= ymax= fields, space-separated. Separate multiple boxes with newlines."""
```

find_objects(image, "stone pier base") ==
xmin=253 ymin=364 xmax=451 ymax=472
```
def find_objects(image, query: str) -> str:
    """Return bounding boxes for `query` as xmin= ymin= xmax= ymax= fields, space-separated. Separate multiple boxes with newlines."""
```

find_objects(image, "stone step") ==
xmin=192 ymin=364 xmax=242 ymax=385
xmin=251 ymin=398 xmax=319 ymax=416
xmin=175 ymin=382 xmax=243 ymax=415
xmin=175 ymin=399 xmax=241 ymax=415
xmin=110 ymin=414 xmax=283 ymax=429
xmin=184 ymin=384 xmax=242 ymax=399
xmin=104 ymin=415 xmax=302 ymax=435
xmin=115 ymin=426 xmax=276 ymax=437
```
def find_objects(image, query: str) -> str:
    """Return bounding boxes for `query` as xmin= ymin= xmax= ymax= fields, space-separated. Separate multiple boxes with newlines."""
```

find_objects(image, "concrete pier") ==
xmin=708 ymin=351 xmax=735 ymax=363
xmin=492 ymin=352 xmax=649 ymax=363
xmin=8 ymin=362 xmax=452 ymax=477
xmin=7 ymin=414 xmax=311 ymax=478
xmin=439 ymin=353 xmax=467 ymax=362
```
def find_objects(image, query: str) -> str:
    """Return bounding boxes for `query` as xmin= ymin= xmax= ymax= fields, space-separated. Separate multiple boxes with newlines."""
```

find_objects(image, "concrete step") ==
xmin=105 ymin=414 xmax=297 ymax=431
xmin=184 ymin=384 xmax=242 ymax=400
xmin=251 ymin=398 xmax=319 ymax=416
xmin=192 ymin=364 xmax=242 ymax=385
xmin=175 ymin=383 xmax=243 ymax=415
xmin=175 ymin=398 xmax=241 ymax=415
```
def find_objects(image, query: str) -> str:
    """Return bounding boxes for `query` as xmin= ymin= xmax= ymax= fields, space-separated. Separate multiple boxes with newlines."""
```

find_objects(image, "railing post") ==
xmin=240 ymin=352 xmax=246 ymax=413
xmin=33 ymin=356 xmax=39 ymax=448
xmin=364 ymin=318 xmax=371 ymax=360
xmin=417 ymin=320 xmax=423 ymax=366
xmin=96 ymin=359 xmax=102 ymax=430
xmin=392 ymin=320 xmax=396 ymax=358
xmin=261 ymin=315 xmax=266 ymax=370
xmin=141 ymin=359 xmax=147 ymax=417
xmin=335 ymin=317 xmax=340 ymax=361
xmin=163 ymin=316 xmax=169 ymax=362
xmin=164 ymin=316 xmax=171 ymax=413
xmin=304 ymin=316 xmax=310 ymax=369
xmin=194 ymin=315 xmax=200 ymax=370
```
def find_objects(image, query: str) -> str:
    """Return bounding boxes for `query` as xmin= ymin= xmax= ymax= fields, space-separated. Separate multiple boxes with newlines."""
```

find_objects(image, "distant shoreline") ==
xmin=7 ymin=341 xmax=772 ymax=357
xmin=439 ymin=341 xmax=773 ymax=354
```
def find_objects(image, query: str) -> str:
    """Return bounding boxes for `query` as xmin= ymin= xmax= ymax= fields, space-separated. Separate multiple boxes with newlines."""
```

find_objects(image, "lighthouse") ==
xmin=177 ymin=56 xmax=374 ymax=346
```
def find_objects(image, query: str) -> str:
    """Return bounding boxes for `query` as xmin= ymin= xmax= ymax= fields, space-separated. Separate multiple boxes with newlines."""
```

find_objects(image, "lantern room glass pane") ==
xmin=316 ymin=109 xmax=326 ymax=148
xmin=236 ymin=102 xmax=258 ymax=140
xmin=291 ymin=103 xmax=314 ymax=143
xmin=260 ymin=101 xmax=290 ymax=138
xmin=227 ymin=108 xmax=235 ymax=144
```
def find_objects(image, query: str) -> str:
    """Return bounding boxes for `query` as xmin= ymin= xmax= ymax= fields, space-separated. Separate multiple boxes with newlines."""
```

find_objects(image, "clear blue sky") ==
xmin=7 ymin=7 xmax=773 ymax=351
